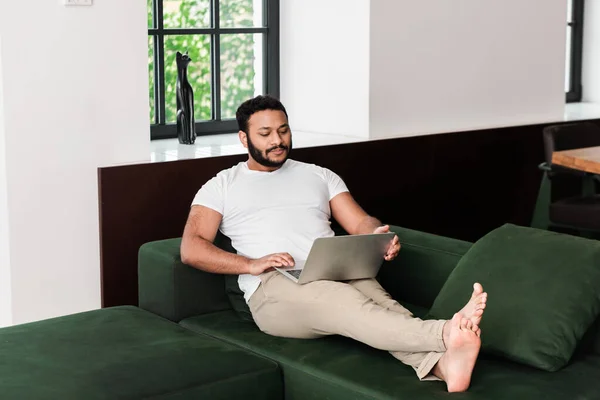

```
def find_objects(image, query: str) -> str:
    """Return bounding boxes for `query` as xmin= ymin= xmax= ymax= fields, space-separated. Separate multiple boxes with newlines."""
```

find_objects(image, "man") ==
xmin=180 ymin=95 xmax=487 ymax=392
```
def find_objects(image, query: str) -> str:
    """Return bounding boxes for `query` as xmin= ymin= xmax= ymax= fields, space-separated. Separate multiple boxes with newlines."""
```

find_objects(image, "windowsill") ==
xmin=563 ymin=102 xmax=600 ymax=121
xmin=149 ymin=130 xmax=363 ymax=162
xmin=150 ymin=102 xmax=600 ymax=163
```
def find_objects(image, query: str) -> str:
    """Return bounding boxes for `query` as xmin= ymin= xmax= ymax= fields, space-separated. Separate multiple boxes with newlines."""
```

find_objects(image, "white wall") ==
xmin=0 ymin=1 xmax=150 ymax=324
xmin=280 ymin=0 xmax=371 ymax=138
xmin=281 ymin=0 xmax=569 ymax=140
xmin=369 ymin=0 xmax=567 ymax=139
xmin=0 ymin=35 xmax=13 ymax=328
xmin=582 ymin=0 xmax=600 ymax=102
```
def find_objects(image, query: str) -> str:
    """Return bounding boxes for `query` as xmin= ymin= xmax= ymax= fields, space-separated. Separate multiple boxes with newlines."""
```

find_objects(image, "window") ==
xmin=148 ymin=0 xmax=280 ymax=140
xmin=566 ymin=0 xmax=584 ymax=103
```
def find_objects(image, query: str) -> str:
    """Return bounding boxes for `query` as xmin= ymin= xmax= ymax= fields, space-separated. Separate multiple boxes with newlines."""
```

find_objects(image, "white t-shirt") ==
xmin=191 ymin=159 xmax=349 ymax=302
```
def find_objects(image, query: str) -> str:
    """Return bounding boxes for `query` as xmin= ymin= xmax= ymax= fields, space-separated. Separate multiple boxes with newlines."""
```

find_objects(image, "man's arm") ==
xmin=330 ymin=192 xmax=400 ymax=261
xmin=180 ymin=205 xmax=294 ymax=275
xmin=330 ymin=192 xmax=382 ymax=234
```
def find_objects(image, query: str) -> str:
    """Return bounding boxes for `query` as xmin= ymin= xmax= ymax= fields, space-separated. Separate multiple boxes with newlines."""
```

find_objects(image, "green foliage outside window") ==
xmin=148 ymin=0 xmax=260 ymax=125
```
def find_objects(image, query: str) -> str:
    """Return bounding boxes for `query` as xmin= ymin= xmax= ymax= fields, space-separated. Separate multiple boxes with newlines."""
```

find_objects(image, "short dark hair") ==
xmin=236 ymin=95 xmax=288 ymax=134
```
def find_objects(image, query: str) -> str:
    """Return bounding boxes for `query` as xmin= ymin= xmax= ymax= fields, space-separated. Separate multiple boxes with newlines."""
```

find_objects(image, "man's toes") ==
xmin=475 ymin=328 xmax=481 ymax=337
xmin=473 ymin=283 xmax=483 ymax=296
xmin=475 ymin=296 xmax=487 ymax=309
xmin=460 ymin=318 xmax=471 ymax=331
xmin=465 ymin=320 xmax=473 ymax=331
xmin=469 ymin=321 xmax=479 ymax=333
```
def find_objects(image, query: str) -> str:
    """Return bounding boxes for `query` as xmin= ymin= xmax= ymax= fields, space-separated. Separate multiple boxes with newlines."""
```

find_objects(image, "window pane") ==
xmin=220 ymin=0 xmax=263 ymax=28
xmin=148 ymin=0 xmax=154 ymax=28
xmin=220 ymin=34 xmax=263 ymax=119
xmin=164 ymin=0 xmax=211 ymax=29
xmin=566 ymin=26 xmax=572 ymax=92
xmin=149 ymin=37 xmax=156 ymax=124
xmin=164 ymin=35 xmax=212 ymax=122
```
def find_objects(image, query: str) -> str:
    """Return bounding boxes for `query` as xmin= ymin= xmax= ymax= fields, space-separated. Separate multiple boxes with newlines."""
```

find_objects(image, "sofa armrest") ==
xmin=378 ymin=225 xmax=473 ymax=309
xmin=138 ymin=238 xmax=231 ymax=322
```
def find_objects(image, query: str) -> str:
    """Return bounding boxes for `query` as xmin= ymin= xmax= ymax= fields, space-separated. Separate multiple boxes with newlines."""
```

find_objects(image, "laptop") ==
xmin=274 ymin=232 xmax=395 ymax=284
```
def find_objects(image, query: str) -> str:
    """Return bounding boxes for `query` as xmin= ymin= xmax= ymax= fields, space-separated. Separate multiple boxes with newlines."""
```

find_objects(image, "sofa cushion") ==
xmin=0 ymin=306 xmax=282 ymax=399
xmin=180 ymin=309 xmax=600 ymax=400
xmin=429 ymin=224 xmax=600 ymax=372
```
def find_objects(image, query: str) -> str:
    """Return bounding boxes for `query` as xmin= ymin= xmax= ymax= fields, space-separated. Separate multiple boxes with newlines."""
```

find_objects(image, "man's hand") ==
xmin=374 ymin=225 xmax=401 ymax=261
xmin=248 ymin=252 xmax=295 ymax=276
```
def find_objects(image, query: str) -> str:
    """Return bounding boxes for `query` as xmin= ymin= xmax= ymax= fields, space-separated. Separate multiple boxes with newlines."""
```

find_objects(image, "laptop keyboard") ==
xmin=287 ymin=269 xmax=302 ymax=279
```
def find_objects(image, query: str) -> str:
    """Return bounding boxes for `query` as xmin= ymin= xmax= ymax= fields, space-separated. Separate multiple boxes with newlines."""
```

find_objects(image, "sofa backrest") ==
xmin=138 ymin=227 xmax=472 ymax=322
xmin=594 ymin=321 xmax=600 ymax=356
xmin=574 ymin=314 xmax=600 ymax=358
xmin=378 ymin=226 xmax=472 ymax=309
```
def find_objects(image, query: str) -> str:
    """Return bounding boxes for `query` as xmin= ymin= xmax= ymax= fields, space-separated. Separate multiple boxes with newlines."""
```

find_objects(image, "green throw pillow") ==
xmin=428 ymin=224 xmax=600 ymax=372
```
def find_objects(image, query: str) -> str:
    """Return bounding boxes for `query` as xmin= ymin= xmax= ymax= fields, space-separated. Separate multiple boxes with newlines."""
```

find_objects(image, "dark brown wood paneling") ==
xmin=99 ymin=155 xmax=246 ymax=307
xmin=98 ymin=120 xmax=600 ymax=307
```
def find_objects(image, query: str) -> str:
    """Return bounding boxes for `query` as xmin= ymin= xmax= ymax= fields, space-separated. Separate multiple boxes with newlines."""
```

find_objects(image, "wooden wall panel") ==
xmin=98 ymin=120 xmax=600 ymax=307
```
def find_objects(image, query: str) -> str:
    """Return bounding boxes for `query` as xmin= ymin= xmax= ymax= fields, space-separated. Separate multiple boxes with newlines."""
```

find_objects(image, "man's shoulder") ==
xmin=205 ymin=162 xmax=245 ymax=188
xmin=215 ymin=162 xmax=245 ymax=178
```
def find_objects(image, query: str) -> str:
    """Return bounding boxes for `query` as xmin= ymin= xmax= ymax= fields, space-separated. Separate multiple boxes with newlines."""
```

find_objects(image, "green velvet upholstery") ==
xmin=139 ymin=238 xmax=231 ymax=322
xmin=181 ymin=310 xmax=600 ymax=400
xmin=213 ymin=232 xmax=256 ymax=321
xmin=576 ymin=317 xmax=600 ymax=358
xmin=225 ymin=274 xmax=254 ymax=321
xmin=378 ymin=226 xmax=472 ymax=308
xmin=137 ymin=224 xmax=600 ymax=399
xmin=0 ymin=306 xmax=282 ymax=399
xmin=429 ymin=224 xmax=600 ymax=372
xmin=138 ymin=226 xmax=471 ymax=326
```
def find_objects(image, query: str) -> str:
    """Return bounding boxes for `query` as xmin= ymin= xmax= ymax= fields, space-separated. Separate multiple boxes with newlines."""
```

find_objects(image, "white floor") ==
xmin=150 ymin=102 xmax=600 ymax=163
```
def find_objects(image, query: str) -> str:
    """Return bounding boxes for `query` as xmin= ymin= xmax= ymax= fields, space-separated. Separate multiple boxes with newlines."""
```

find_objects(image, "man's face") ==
xmin=243 ymin=109 xmax=292 ymax=169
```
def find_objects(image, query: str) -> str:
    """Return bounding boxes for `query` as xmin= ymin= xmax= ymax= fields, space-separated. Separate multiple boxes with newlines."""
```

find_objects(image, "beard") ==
xmin=247 ymin=135 xmax=292 ymax=168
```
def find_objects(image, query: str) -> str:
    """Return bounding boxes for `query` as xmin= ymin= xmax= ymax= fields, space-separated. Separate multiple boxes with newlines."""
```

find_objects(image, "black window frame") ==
xmin=566 ymin=0 xmax=584 ymax=103
xmin=148 ymin=0 xmax=280 ymax=140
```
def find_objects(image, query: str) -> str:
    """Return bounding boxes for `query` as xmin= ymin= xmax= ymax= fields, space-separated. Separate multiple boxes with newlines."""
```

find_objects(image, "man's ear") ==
xmin=239 ymin=130 xmax=248 ymax=149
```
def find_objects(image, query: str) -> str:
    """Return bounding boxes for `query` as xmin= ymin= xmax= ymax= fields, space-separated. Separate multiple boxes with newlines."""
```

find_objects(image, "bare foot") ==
xmin=434 ymin=314 xmax=481 ymax=393
xmin=459 ymin=283 xmax=487 ymax=327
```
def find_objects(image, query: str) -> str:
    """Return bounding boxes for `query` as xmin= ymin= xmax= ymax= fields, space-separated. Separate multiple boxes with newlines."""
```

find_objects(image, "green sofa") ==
xmin=2 ymin=225 xmax=600 ymax=399
xmin=0 ymin=306 xmax=282 ymax=399
xmin=138 ymin=225 xmax=600 ymax=399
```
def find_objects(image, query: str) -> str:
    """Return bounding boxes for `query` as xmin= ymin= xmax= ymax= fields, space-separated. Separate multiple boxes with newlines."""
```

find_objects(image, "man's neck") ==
xmin=246 ymin=158 xmax=284 ymax=173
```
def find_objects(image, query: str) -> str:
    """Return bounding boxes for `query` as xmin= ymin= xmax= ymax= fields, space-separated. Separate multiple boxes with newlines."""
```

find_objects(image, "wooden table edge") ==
xmin=552 ymin=150 xmax=600 ymax=175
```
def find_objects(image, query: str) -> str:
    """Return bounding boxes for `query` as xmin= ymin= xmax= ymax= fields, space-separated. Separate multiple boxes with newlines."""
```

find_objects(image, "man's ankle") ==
xmin=432 ymin=362 xmax=445 ymax=382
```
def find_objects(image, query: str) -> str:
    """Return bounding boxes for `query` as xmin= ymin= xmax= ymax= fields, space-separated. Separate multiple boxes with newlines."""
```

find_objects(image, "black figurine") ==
xmin=176 ymin=51 xmax=196 ymax=145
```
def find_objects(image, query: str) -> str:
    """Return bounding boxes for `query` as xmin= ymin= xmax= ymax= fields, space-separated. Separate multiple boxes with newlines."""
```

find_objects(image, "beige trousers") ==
xmin=248 ymin=271 xmax=446 ymax=380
